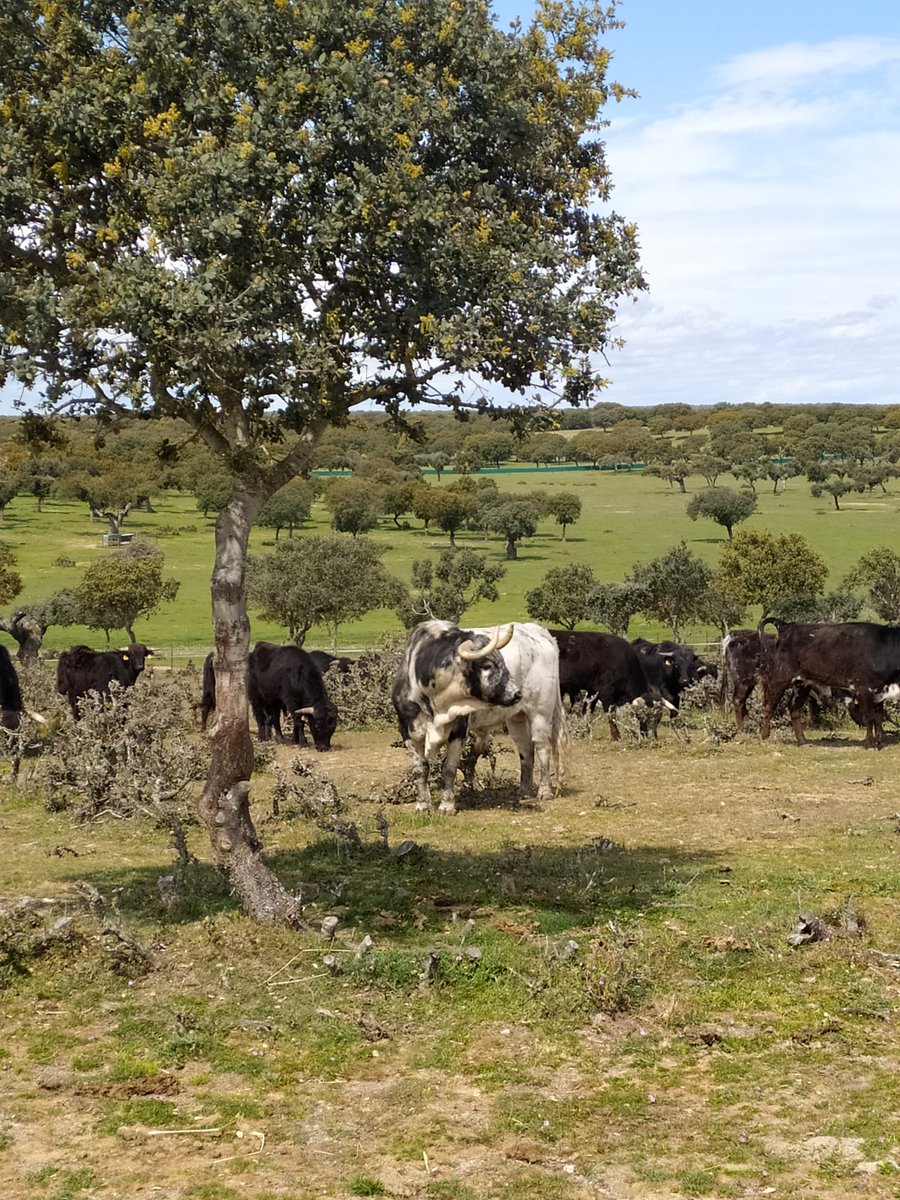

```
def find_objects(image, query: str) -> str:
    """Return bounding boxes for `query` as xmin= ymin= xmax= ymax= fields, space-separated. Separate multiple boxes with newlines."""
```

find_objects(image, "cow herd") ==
xmin=1 ymin=616 xmax=899 ymax=812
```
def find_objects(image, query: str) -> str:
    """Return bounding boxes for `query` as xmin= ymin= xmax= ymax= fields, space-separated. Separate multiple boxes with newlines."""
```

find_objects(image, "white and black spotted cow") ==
xmin=392 ymin=620 xmax=566 ymax=814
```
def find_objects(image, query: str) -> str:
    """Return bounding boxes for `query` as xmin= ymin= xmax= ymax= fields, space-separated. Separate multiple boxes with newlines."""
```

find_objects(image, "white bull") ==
xmin=392 ymin=620 xmax=566 ymax=813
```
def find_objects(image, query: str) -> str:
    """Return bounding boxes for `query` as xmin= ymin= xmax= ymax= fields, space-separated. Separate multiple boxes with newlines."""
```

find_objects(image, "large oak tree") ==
xmin=1 ymin=0 xmax=644 ymax=920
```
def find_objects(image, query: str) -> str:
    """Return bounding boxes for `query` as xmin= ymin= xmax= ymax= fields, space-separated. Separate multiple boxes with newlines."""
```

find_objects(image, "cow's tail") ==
xmin=757 ymin=613 xmax=782 ymax=641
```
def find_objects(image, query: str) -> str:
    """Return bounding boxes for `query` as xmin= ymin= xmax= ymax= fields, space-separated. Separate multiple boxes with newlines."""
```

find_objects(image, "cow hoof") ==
xmin=414 ymin=801 xmax=431 ymax=812
xmin=438 ymin=802 xmax=458 ymax=815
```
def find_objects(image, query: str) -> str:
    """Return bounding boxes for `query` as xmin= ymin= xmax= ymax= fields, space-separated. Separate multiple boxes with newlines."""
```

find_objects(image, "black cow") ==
xmin=632 ymin=638 xmax=718 ymax=711
xmin=56 ymin=643 xmax=153 ymax=717
xmin=758 ymin=619 xmax=899 ymax=748
xmin=0 ymin=645 xmax=24 ymax=732
xmin=307 ymin=650 xmax=354 ymax=676
xmin=551 ymin=630 xmax=673 ymax=740
xmin=249 ymin=642 xmax=338 ymax=750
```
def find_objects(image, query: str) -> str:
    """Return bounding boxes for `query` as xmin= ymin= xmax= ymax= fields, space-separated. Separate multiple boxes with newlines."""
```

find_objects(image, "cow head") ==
xmin=456 ymin=625 xmax=520 ymax=708
xmin=296 ymin=699 xmax=339 ymax=751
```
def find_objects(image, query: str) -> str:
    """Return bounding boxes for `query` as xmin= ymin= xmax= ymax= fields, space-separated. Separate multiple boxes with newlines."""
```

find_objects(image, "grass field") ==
xmin=1 ymin=465 xmax=898 ymax=659
xmin=2 ymin=707 xmax=900 ymax=1199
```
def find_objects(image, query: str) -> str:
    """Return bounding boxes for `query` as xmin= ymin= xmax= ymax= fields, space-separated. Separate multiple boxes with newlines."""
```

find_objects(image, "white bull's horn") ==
xmin=662 ymin=699 xmax=678 ymax=712
xmin=27 ymin=710 xmax=48 ymax=726
xmin=295 ymin=706 xmax=316 ymax=715
xmin=458 ymin=623 xmax=515 ymax=661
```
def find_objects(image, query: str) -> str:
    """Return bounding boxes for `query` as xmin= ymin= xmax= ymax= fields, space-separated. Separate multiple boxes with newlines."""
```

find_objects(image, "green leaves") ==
xmin=2 ymin=0 xmax=643 ymax=458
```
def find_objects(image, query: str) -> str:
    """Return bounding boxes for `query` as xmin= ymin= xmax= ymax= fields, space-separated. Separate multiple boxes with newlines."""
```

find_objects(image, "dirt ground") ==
xmin=2 ymin=725 xmax=900 ymax=1199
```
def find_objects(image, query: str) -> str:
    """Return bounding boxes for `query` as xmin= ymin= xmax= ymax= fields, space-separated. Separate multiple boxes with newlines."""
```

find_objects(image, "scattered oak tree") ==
xmin=258 ymin=479 xmax=315 ymax=541
xmin=483 ymin=497 xmax=541 ymax=560
xmin=545 ymin=491 xmax=583 ymax=540
xmin=0 ymin=542 xmax=23 ymax=608
xmin=628 ymin=543 xmax=713 ymax=641
xmin=587 ymin=580 xmax=650 ymax=638
xmin=74 ymin=540 xmax=180 ymax=643
xmin=686 ymin=486 xmax=758 ymax=540
xmin=714 ymin=529 xmax=828 ymax=618
xmin=525 ymin=563 xmax=597 ymax=629
xmin=0 ymin=0 xmax=643 ymax=920
xmin=843 ymin=546 xmax=900 ymax=623
xmin=395 ymin=548 xmax=505 ymax=627
xmin=247 ymin=535 xmax=396 ymax=650
xmin=0 ymin=589 xmax=81 ymax=664
xmin=325 ymin=478 xmax=383 ymax=538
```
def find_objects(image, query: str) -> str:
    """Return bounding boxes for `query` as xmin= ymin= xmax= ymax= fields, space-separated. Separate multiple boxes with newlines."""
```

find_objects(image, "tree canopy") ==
xmin=247 ymin=535 xmax=395 ymax=648
xmin=686 ymin=486 xmax=758 ymax=539
xmin=715 ymin=529 xmax=828 ymax=616
xmin=74 ymin=539 xmax=179 ymax=643
xmin=525 ymin=563 xmax=597 ymax=630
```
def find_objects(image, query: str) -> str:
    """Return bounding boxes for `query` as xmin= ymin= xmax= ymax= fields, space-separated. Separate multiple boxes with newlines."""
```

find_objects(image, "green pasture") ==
xmin=1 ymin=465 xmax=898 ymax=658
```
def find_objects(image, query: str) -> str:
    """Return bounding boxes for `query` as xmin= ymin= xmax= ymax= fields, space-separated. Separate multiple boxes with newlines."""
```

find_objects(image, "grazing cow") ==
xmin=758 ymin=619 xmax=900 ymax=747
xmin=56 ymin=643 xmax=153 ymax=717
xmin=248 ymin=642 xmax=338 ymax=750
xmin=551 ymin=630 xmax=674 ymax=740
xmin=719 ymin=629 xmax=772 ymax=731
xmin=307 ymin=650 xmax=355 ymax=676
xmin=393 ymin=621 xmax=565 ymax=813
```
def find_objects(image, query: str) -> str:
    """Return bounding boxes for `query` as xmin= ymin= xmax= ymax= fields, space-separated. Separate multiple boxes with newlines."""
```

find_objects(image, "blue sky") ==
xmin=491 ymin=0 xmax=900 ymax=408
xmin=4 ymin=1 xmax=899 ymax=415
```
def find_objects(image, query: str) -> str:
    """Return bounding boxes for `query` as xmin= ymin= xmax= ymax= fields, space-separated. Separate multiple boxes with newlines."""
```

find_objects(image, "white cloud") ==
xmin=600 ymin=36 xmax=900 ymax=405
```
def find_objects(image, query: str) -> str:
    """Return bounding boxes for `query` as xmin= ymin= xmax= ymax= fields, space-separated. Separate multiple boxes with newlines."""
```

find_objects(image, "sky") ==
xmin=493 ymin=0 xmax=900 ymax=409
xmin=4 ymin=1 xmax=900 ymax=415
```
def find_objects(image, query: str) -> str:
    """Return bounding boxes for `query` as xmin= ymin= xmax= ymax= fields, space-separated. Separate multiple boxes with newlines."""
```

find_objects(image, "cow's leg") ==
xmin=402 ymin=725 xmax=432 ymax=810
xmin=504 ymin=711 xmax=537 ymax=799
xmin=759 ymin=677 xmax=790 ymax=740
xmin=732 ymin=682 xmax=754 ymax=731
xmin=787 ymin=687 xmax=808 ymax=745
xmin=856 ymin=695 xmax=881 ymax=748
xmin=607 ymin=708 xmax=621 ymax=741
xmin=873 ymin=700 xmax=886 ymax=748
xmin=290 ymin=711 xmax=309 ymax=747
xmin=437 ymin=719 xmax=468 ymax=814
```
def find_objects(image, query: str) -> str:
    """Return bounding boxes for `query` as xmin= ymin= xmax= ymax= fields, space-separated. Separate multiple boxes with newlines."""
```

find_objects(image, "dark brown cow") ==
xmin=720 ymin=629 xmax=773 ymax=731
xmin=758 ymin=619 xmax=898 ymax=747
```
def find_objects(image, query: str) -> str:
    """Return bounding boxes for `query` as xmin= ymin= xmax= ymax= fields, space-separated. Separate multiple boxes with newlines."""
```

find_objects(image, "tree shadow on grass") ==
xmin=61 ymin=831 xmax=720 ymax=936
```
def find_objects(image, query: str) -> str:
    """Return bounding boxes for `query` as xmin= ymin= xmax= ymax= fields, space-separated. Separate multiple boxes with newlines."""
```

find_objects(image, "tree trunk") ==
xmin=561 ymin=524 xmax=567 ymax=541
xmin=677 ymin=479 xmax=686 ymax=493
xmin=0 ymin=614 xmax=44 ymax=664
xmin=726 ymin=524 xmax=733 ymax=539
xmin=506 ymin=538 xmax=517 ymax=560
xmin=833 ymin=493 xmax=841 ymax=511
xmin=198 ymin=490 xmax=301 ymax=925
